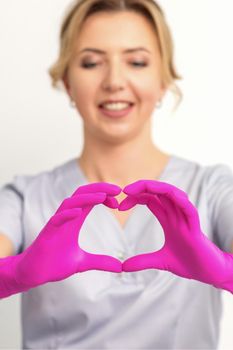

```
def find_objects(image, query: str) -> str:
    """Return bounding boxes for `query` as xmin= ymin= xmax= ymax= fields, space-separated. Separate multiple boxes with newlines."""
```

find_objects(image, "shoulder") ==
xmin=167 ymin=154 xmax=233 ymax=206
xmin=1 ymin=158 xmax=77 ymax=198
xmin=171 ymin=154 xmax=233 ymax=185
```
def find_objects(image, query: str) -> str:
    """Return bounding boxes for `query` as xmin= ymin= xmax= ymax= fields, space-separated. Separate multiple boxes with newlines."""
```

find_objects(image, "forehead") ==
xmin=76 ymin=11 xmax=159 ymax=52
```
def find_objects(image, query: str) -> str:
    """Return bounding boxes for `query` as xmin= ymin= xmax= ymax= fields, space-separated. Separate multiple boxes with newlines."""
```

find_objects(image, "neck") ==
xmin=78 ymin=123 xmax=170 ymax=188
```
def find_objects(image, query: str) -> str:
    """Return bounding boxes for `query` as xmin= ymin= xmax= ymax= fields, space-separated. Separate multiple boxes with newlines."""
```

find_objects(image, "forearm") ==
xmin=0 ymin=233 xmax=14 ymax=257
xmin=213 ymin=250 xmax=233 ymax=294
xmin=0 ymin=255 xmax=29 ymax=299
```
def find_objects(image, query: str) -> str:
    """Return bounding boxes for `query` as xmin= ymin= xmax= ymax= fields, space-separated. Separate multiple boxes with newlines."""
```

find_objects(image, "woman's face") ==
xmin=64 ymin=11 xmax=166 ymax=144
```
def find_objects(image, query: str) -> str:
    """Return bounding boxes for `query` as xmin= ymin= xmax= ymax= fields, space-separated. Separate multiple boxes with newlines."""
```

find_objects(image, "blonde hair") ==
xmin=48 ymin=0 xmax=183 ymax=111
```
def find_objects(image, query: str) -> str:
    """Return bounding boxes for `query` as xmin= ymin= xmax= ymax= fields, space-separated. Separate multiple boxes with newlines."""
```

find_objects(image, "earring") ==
xmin=156 ymin=100 xmax=162 ymax=109
xmin=70 ymin=99 xmax=76 ymax=108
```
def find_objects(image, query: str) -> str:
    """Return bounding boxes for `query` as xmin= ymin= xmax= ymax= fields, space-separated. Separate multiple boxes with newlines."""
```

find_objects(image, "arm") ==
xmin=0 ymin=183 xmax=122 ymax=299
xmin=0 ymin=232 xmax=24 ymax=298
xmin=120 ymin=180 xmax=233 ymax=294
xmin=0 ymin=232 xmax=14 ymax=258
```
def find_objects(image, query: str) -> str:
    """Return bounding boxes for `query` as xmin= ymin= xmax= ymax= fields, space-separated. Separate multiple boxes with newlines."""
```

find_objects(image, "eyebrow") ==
xmin=78 ymin=47 xmax=151 ymax=55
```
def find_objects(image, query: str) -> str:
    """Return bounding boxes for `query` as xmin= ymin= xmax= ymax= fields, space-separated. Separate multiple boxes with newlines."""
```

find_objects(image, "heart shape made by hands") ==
xmin=9 ymin=180 xmax=233 ymax=295
xmin=73 ymin=180 xmax=204 ymax=280
xmin=2 ymin=180 xmax=232 ymax=299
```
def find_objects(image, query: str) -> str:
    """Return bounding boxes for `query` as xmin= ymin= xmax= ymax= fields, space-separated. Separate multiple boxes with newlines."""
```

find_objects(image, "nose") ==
xmin=102 ymin=61 xmax=125 ymax=92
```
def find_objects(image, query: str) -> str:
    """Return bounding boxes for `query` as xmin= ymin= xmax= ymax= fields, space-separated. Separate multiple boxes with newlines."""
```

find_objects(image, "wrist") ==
xmin=0 ymin=255 xmax=30 ymax=298
xmin=213 ymin=251 xmax=233 ymax=294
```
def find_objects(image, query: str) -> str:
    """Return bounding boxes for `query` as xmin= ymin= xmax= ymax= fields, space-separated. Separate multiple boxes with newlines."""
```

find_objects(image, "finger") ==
xmin=172 ymin=194 xmax=201 ymax=232
xmin=119 ymin=193 xmax=167 ymax=227
xmin=78 ymin=251 xmax=122 ymax=273
xmin=122 ymin=250 xmax=166 ymax=272
xmin=158 ymin=191 xmax=200 ymax=232
xmin=55 ymin=192 xmax=107 ymax=213
xmin=123 ymin=180 xmax=148 ymax=195
xmin=123 ymin=179 xmax=186 ymax=196
xmin=146 ymin=196 xmax=167 ymax=227
xmin=156 ymin=192 xmax=184 ymax=228
xmin=58 ymin=193 xmax=120 ymax=215
xmin=118 ymin=196 xmax=137 ymax=211
xmin=118 ymin=193 xmax=152 ymax=211
xmin=71 ymin=182 xmax=122 ymax=197
xmin=49 ymin=208 xmax=82 ymax=227
xmin=145 ymin=181 xmax=188 ymax=199
xmin=103 ymin=195 xmax=119 ymax=209
xmin=139 ymin=181 xmax=190 ymax=227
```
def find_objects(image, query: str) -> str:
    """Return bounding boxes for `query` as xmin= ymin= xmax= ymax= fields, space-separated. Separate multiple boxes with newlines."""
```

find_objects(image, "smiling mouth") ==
xmin=98 ymin=103 xmax=135 ymax=118
xmin=99 ymin=102 xmax=134 ymax=108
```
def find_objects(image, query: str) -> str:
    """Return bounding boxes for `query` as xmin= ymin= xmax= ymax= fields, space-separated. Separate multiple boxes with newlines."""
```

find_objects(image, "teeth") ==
xmin=101 ymin=102 xmax=131 ymax=110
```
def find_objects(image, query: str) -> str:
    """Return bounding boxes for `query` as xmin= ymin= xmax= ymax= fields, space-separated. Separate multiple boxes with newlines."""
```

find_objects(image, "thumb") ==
xmin=78 ymin=251 xmax=122 ymax=273
xmin=122 ymin=250 xmax=166 ymax=272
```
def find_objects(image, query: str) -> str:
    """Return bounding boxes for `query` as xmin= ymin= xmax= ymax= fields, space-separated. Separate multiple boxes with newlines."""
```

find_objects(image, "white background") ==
xmin=0 ymin=0 xmax=233 ymax=348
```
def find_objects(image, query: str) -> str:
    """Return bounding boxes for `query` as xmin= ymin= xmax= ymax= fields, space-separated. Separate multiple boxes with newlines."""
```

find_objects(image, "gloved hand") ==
xmin=0 ymin=183 xmax=122 ymax=298
xmin=119 ymin=180 xmax=233 ymax=293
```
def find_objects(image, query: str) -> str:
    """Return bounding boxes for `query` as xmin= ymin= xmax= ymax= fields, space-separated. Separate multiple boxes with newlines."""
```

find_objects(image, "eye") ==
xmin=81 ymin=61 xmax=148 ymax=69
xmin=81 ymin=62 xmax=98 ymax=69
xmin=131 ymin=61 xmax=148 ymax=67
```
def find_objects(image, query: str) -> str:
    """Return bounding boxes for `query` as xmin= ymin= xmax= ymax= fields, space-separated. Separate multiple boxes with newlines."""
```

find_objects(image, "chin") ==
xmin=98 ymin=128 xmax=138 ymax=145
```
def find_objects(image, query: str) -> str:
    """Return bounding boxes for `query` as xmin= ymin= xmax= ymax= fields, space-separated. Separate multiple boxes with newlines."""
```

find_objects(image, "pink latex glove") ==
xmin=119 ymin=180 xmax=233 ymax=294
xmin=0 ymin=183 xmax=122 ymax=298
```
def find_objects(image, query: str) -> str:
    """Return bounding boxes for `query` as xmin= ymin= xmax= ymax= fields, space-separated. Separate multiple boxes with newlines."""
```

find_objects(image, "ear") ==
xmin=62 ymin=72 xmax=73 ymax=100
xmin=62 ymin=75 xmax=69 ymax=93
xmin=160 ymin=82 xmax=167 ymax=100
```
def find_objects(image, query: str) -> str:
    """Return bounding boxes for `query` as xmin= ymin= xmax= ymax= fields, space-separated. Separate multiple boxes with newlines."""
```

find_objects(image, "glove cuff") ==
xmin=0 ymin=255 xmax=30 ymax=299
xmin=213 ymin=251 xmax=233 ymax=294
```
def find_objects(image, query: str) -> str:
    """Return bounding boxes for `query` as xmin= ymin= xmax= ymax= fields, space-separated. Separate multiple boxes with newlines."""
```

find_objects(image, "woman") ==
xmin=0 ymin=0 xmax=233 ymax=348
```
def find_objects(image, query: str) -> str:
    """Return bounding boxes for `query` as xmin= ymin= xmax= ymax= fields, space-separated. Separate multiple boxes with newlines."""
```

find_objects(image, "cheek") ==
xmin=132 ymin=74 xmax=162 ymax=106
xmin=137 ymin=79 xmax=159 ymax=111
xmin=72 ymin=80 xmax=92 ymax=103
xmin=68 ymin=67 xmax=96 ymax=102
xmin=71 ymin=80 xmax=96 ymax=117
